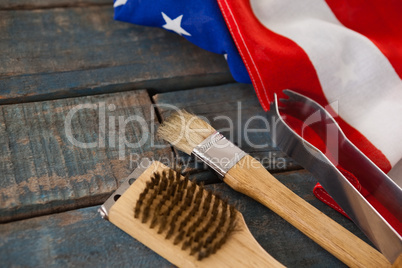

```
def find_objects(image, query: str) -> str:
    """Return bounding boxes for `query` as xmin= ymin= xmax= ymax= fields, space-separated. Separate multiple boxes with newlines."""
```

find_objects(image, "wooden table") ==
xmin=0 ymin=1 xmax=373 ymax=267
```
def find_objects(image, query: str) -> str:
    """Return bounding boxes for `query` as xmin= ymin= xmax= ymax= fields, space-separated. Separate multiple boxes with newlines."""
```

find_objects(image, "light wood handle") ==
xmin=224 ymin=155 xmax=391 ymax=268
xmin=392 ymin=254 xmax=402 ymax=268
xmin=109 ymin=161 xmax=284 ymax=268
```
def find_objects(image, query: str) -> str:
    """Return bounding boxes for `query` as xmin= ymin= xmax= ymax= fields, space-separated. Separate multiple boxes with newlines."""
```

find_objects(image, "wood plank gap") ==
xmin=0 ymin=73 xmax=233 ymax=106
xmin=268 ymin=165 xmax=304 ymax=174
xmin=0 ymin=90 xmax=171 ymax=223
xmin=0 ymin=6 xmax=234 ymax=104
xmin=148 ymin=88 xmax=181 ymax=169
xmin=0 ymin=174 xmax=371 ymax=267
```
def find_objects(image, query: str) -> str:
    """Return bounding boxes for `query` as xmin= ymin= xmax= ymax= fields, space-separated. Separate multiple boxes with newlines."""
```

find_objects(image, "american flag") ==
xmin=113 ymin=0 xmax=402 ymax=233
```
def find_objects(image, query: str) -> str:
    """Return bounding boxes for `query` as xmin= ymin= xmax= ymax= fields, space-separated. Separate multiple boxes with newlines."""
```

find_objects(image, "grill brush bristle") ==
xmin=134 ymin=169 xmax=236 ymax=261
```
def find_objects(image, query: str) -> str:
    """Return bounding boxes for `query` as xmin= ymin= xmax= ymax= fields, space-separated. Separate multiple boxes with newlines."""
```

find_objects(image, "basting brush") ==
xmin=157 ymin=110 xmax=390 ymax=268
xmin=100 ymin=160 xmax=284 ymax=267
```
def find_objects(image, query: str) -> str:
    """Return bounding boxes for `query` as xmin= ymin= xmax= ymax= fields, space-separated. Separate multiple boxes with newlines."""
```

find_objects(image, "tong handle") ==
xmin=224 ymin=155 xmax=390 ymax=268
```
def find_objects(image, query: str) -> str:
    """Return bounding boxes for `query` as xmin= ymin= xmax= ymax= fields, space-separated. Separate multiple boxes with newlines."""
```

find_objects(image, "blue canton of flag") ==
xmin=113 ymin=0 xmax=251 ymax=83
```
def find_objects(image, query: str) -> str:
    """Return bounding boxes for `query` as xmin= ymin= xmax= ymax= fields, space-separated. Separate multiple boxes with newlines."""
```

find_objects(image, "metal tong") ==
xmin=266 ymin=89 xmax=402 ymax=262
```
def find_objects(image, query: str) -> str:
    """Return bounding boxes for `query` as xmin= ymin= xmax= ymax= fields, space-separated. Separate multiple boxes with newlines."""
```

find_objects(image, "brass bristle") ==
xmin=134 ymin=169 xmax=237 ymax=261
xmin=157 ymin=214 xmax=168 ymax=234
xmin=154 ymin=173 xmax=161 ymax=185
xmin=134 ymin=199 xmax=142 ymax=219
xmin=195 ymin=183 xmax=204 ymax=200
xmin=182 ymin=173 xmax=189 ymax=190
xmin=148 ymin=178 xmax=156 ymax=189
xmin=173 ymin=231 xmax=185 ymax=245
xmin=175 ymin=167 xmax=181 ymax=183
xmin=157 ymin=110 xmax=216 ymax=155
xmin=142 ymin=190 xmax=158 ymax=223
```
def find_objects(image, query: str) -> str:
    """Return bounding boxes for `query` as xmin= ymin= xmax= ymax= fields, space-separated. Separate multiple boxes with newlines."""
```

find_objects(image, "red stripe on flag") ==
xmin=217 ymin=0 xmax=400 ymax=233
xmin=217 ymin=0 xmax=391 ymax=172
xmin=325 ymin=0 xmax=402 ymax=78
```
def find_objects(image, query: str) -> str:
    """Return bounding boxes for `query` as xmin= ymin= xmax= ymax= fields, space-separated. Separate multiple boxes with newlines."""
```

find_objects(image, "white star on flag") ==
xmin=161 ymin=12 xmax=191 ymax=36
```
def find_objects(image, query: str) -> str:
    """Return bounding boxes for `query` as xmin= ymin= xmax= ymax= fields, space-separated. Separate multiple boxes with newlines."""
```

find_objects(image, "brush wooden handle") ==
xmin=109 ymin=161 xmax=284 ymax=268
xmin=392 ymin=254 xmax=402 ymax=268
xmin=224 ymin=155 xmax=391 ymax=268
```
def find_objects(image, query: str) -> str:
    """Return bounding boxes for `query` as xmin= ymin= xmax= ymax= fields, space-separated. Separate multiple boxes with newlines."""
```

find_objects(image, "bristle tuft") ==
xmin=134 ymin=169 xmax=237 ymax=261
xmin=157 ymin=110 xmax=216 ymax=155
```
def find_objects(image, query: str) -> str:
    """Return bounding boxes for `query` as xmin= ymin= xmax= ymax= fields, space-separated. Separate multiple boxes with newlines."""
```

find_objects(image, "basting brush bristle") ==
xmin=157 ymin=110 xmax=216 ymax=155
xmin=134 ymin=169 xmax=236 ymax=261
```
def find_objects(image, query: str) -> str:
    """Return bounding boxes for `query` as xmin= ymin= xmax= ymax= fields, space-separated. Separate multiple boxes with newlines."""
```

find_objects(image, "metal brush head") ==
xmin=134 ymin=168 xmax=236 ymax=261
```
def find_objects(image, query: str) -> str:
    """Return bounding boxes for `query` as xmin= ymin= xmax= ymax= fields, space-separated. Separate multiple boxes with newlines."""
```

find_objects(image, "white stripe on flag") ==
xmin=114 ymin=0 xmax=128 ymax=8
xmin=251 ymin=0 xmax=402 ymax=166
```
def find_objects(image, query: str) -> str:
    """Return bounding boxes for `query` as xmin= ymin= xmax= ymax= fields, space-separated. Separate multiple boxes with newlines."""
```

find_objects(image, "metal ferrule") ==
xmin=192 ymin=132 xmax=247 ymax=177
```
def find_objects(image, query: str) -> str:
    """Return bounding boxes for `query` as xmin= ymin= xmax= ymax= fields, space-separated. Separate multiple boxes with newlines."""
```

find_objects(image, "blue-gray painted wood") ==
xmin=0 ymin=171 xmax=371 ymax=267
xmin=0 ymin=6 xmax=234 ymax=104
xmin=0 ymin=3 xmax=369 ymax=267
xmin=0 ymin=90 xmax=171 ymax=223
xmin=0 ymin=0 xmax=111 ymax=10
xmin=153 ymin=83 xmax=302 ymax=177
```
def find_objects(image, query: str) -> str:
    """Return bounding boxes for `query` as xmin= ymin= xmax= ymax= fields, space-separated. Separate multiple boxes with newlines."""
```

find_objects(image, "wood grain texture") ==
xmin=0 ymin=170 xmax=374 ymax=267
xmin=0 ymin=0 xmax=111 ymax=10
xmin=109 ymin=161 xmax=284 ymax=267
xmin=153 ymin=83 xmax=302 ymax=179
xmin=224 ymin=155 xmax=390 ymax=268
xmin=0 ymin=6 xmax=234 ymax=104
xmin=0 ymin=90 xmax=171 ymax=223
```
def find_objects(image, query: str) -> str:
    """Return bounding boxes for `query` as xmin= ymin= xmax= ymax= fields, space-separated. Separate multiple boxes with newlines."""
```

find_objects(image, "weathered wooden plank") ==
xmin=153 ymin=83 xmax=302 ymax=177
xmin=0 ymin=90 xmax=171 ymax=223
xmin=0 ymin=6 xmax=234 ymax=104
xmin=0 ymin=170 xmax=371 ymax=267
xmin=0 ymin=0 xmax=111 ymax=10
